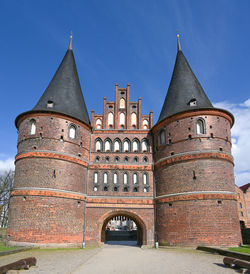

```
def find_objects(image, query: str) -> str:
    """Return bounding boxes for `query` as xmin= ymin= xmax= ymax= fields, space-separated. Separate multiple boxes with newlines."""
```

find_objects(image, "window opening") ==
xmin=69 ymin=125 xmax=76 ymax=139
xmin=196 ymin=119 xmax=205 ymax=134
xmin=120 ymin=98 xmax=126 ymax=109
xmin=103 ymin=173 xmax=108 ymax=184
xmin=30 ymin=120 xmax=36 ymax=135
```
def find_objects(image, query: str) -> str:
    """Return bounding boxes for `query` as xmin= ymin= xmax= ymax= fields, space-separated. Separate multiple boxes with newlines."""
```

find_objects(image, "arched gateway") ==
xmin=100 ymin=211 xmax=147 ymax=246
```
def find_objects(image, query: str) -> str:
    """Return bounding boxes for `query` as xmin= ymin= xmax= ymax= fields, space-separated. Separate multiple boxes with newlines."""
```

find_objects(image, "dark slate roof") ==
xmin=158 ymin=49 xmax=213 ymax=123
xmin=32 ymin=47 xmax=90 ymax=125
xmin=240 ymin=183 xmax=250 ymax=193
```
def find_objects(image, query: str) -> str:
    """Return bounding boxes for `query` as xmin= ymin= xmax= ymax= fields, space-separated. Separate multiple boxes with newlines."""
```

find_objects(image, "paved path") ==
xmin=0 ymin=244 xmax=245 ymax=273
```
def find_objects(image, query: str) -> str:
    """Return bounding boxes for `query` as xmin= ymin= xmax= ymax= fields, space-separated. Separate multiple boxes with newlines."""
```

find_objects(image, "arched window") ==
xmin=131 ymin=113 xmax=137 ymax=126
xmin=103 ymin=173 xmax=108 ymax=184
xmin=132 ymin=140 xmax=139 ymax=152
xmin=123 ymin=173 xmax=128 ymax=184
xmin=108 ymin=112 xmax=114 ymax=126
xmin=196 ymin=119 xmax=205 ymax=134
xmin=120 ymin=98 xmax=125 ymax=109
xmin=143 ymin=173 xmax=148 ymax=185
xmin=143 ymin=119 xmax=149 ymax=129
xmin=141 ymin=140 xmax=148 ymax=152
xmin=159 ymin=130 xmax=166 ymax=145
xmin=114 ymin=140 xmax=120 ymax=152
xmin=30 ymin=119 xmax=36 ymax=135
xmin=133 ymin=173 xmax=138 ymax=184
xmin=94 ymin=172 xmax=98 ymax=183
xmin=120 ymin=113 xmax=125 ymax=126
xmin=104 ymin=140 xmax=111 ymax=151
xmin=95 ymin=140 xmax=102 ymax=152
xmin=113 ymin=173 xmax=118 ymax=184
xmin=69 ymin=124 xmax=76 ymax=139
xmin=96 ymin=119 xmax=102 ymax=129
xmin=124 ymin=140 xmax=130 ymax=152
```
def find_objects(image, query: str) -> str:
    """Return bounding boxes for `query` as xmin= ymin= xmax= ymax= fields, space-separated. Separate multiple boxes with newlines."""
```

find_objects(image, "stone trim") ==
xmin=10 ymin=189 xmax=86 ymax=201
xmin=86 ymin=203 xmax=154 ymax=209
xmin=154 ymin=151 xmax=233 ymax=169
xmin=156 ymin=191 xmax=237 ymax=203
xmin=15 ymin=151 xmax=89 ymax=167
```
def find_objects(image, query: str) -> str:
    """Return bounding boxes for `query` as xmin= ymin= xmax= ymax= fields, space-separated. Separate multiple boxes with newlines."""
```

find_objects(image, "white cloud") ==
xmin=214 ymin=98 xmax=250 ymax=187
xmin=0 ymin=158 xmax=14 ymax=175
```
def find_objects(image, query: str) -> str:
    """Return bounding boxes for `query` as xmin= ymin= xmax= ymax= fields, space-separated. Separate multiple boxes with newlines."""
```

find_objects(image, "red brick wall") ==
xmin=156 ymin=199 xmax=241 ymax=246
xmin=152 ymin=109 xmax=242 ymax=246
xmin=7 ymin=113 xmax=91 ymax=245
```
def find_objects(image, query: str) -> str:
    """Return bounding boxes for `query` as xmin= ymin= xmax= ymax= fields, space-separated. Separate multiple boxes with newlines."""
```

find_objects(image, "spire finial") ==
xmin=68 ymin=32 xmax=73 ymax=50
xmin=177 ymin=34 xmax=181 ymax=51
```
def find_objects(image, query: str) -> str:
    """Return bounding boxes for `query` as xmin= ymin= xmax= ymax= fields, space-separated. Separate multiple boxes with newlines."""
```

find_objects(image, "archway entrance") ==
xmin=101 ymin=211 xmax=145 ymax=246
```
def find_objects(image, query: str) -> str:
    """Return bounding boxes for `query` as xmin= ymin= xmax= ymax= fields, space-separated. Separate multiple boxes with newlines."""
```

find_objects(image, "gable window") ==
xmin=132 ymin=140 xmax=139 ymax=152
xmin=95 ymin=140 xmax=101 ymax=152
xmin=131 ymin=112 xmax=137 ymax=127
xmin=114 ymin=140 xmax=120 ymax=152
xmin=189 ymin=98 xmax=197 ymax=106
xmin=108 ymin=112 xmax=114 ymax=127
xmin=96 ymin=119 xmax=102 ymax=129
xmin=69 ymin=124 xmax=76 ymax=139
xmin=142 ymin=140 xmax=148 ymax=152
xmin=120 ymin=98 xmax=126 ymax=109
xmin=124 ymin=140 xmax=129 ymax=152
xmin=120 ymin=113 xmax=125 ymax=127
xmin=30 ymin=119 xmax=36 ymax=135
xmin=105 ymin=140 xmax=111 ymax=151
xmin=196 ymin=119 xmax=205 ymax=134
xmin=143 ymin=119 xmax=149 ymax=129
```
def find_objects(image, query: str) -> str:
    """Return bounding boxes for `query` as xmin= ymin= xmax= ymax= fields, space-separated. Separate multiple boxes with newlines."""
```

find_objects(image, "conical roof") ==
xmin=158 ymin=38 xmax=213 ymax=123
xmin=32 ymin=38 xmax=90 ymax=125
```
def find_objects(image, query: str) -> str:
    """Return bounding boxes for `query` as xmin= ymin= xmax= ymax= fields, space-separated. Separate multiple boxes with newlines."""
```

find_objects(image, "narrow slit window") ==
xmin=143 ymin=173 xmax=148 ymax=184
xmin=196 ymin=119 xmax=205 ymax=134
xmin=94 ymin=172 xmax=98 ymax=183
xmin=30 ymin=120 xmax=36 ymax=135
xmin=113 ymin=173 xmax=118 ymax=184
xmin=123 ymin=173 xmax=128 ymax=184
xmin=159 ymin=130 xmax=166 ymax=145
xmin=96 ymin=140 xmax=101 ymax=151
xmin=120 ymin=113 xmax=125 ymax=126
xmin=103 ymin=173 xmax=108 ymax=184
xmin=133 ymin=173 xmax=138 ymax=184
xmin=124 ymin=141 xmax=129 ymax=152
xmin=69 ymin=125 xmax=76 ymax=139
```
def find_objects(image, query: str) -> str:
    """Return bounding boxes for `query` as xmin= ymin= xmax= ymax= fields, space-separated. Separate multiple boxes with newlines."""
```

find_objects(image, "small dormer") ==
xmin=188 ymin=98 xmax=197 ymax=107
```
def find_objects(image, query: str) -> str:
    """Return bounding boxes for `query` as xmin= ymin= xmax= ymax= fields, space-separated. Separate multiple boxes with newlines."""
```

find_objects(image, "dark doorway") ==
xmin=101 ymin=213 xmax=143 ymax=246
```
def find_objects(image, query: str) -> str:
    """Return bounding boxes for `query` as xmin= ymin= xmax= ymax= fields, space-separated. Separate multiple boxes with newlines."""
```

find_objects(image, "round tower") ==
xmin=152 ymin=36 xmax=241 ymax=246
xmin=7 ymin=37 xmax=91 ymax=247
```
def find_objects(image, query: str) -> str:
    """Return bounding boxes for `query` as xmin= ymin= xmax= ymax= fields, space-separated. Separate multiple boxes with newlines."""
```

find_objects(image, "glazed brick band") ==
xmin=11 ymin=188 xmax=86 ymax=201
xmin=15 ymin=151 xmax=89 ymax=167
xmin=154 ymin=151 xmax=233 ymax=169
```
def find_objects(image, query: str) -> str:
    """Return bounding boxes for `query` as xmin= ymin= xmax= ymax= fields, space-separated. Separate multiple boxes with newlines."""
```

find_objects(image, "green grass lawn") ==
xmin=229 ymin=245 xmax=250 ymax=254
xmin=0 ymin=241 xmax=20 ymax=252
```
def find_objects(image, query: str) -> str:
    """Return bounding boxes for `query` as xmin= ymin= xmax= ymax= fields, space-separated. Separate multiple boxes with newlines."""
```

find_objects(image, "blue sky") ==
xmin=0 ymin=0 xmax=250 ymax=186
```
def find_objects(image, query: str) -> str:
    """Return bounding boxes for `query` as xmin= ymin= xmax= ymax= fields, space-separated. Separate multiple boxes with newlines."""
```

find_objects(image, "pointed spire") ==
xmin=158 ymin=39 xmax=213 ymax=123
xmin=31 ymin=39 xmax=90 ymax=125
xmin=68 ymin=32 xmax=73 ymax=50
xmin=177 ymin=34 xmax=181 ymax=51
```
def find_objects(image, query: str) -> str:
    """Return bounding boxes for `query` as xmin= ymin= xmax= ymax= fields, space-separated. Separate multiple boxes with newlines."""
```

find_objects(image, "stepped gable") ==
xmin=158 ymin=35 xmax=213 ymax=123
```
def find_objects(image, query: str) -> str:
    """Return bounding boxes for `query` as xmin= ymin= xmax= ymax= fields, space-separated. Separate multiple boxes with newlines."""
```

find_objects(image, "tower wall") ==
xmin=153 ymin=109 xmax=242 ymax=246
xmin=7 ymin=113 xmax=91 ymax=246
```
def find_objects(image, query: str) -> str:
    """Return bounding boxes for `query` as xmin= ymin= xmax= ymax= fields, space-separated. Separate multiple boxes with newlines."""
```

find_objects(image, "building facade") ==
xmin=7 ymin=36 xmax=242 ymax=247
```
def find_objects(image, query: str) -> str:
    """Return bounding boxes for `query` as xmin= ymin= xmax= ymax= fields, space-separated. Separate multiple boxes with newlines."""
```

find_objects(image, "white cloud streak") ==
xmin=214 ymin=98 xmax=250 ymax=187
xmin=0 ymin=158 xmax=14 ymax=175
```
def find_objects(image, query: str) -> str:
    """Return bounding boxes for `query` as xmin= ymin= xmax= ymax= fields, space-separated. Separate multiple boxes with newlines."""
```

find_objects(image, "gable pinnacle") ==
xmin=68 ymin=33 xmax=73 ymax=50
xmin=177 ymin=34 xmax=181 ymax=51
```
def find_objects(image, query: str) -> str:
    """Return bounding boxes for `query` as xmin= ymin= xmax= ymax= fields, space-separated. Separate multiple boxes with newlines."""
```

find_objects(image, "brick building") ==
xmin=235 ymin=183 xmax=250 ymax=228
xmin=7 ymin=36 xmax=242 ymax=247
